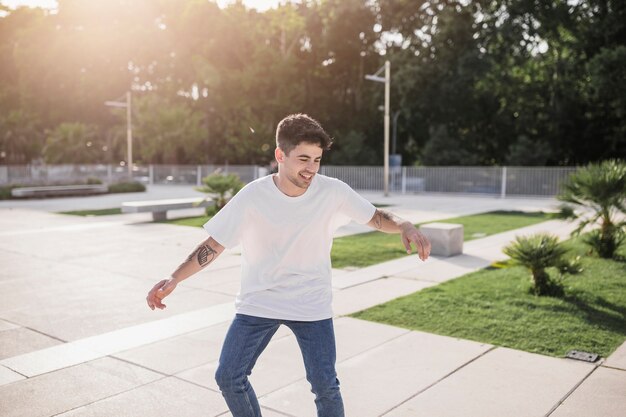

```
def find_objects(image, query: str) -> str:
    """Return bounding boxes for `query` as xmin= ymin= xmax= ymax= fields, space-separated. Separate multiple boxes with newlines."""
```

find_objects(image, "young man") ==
xmin=146 ymin=114 xmax=431 ymax=417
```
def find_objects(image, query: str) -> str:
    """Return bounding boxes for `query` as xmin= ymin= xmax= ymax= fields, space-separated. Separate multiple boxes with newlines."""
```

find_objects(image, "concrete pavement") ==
xmin=0 ymin=186 xmax=624 ymax=417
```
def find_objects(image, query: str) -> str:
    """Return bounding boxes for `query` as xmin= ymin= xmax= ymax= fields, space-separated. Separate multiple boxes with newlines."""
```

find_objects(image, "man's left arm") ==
xmin=367 ymin=209 xmax=431 ymax=261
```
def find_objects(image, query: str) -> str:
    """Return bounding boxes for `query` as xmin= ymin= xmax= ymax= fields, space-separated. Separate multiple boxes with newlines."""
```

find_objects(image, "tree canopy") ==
xmin=0 ymin=0 xmax=624 ymax=166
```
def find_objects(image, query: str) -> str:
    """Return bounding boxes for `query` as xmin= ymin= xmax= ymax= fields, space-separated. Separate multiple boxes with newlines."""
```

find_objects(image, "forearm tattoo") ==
xmin=373 ymin=210 xmax=394 ymax=229
xmin=186 ymin=244 xmax=217 ymax=267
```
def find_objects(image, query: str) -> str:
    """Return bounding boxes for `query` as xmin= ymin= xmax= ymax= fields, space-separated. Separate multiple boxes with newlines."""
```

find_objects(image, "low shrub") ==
xmin=86 ymin=177 xmax=103 ymax=185
xmin=196 ymin=171 xmax=244 ymax=214
xmin=558 ymin=159 xmax=626 ymax=258
xmin=108 ymin=181 xmax=146 ymax=193
xmin=0 ymin=185 xmax=17 ymax=200
xmin=503 ymin=233 xmax=568 ymax=296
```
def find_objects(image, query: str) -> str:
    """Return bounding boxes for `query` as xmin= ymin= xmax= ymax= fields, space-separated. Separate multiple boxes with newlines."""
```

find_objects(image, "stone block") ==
xmin=419 ymin=222 xmax=464 ymax=256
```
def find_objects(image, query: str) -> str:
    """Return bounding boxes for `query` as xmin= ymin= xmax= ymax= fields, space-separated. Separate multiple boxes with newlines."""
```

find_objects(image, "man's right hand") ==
xmin=146 ymin=278 xmax=177 ymax=310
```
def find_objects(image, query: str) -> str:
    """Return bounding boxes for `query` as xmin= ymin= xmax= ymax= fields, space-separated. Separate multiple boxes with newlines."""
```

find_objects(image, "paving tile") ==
xmin=0 ymin=318 xmax=19 ymax=332
xmin=334 ymin=317 xmax=410 ymax=362
xmin=333 ymin=277 xmax=435 ymax=317
xmin=549 ymin=367 xmax=626 ymax=417
xmin=0 ymin=357 xmax=160 ymax=417
xmin=181 ymin=268 xmax=242 ymax=296
xmin=460 ymin=220 xmax=577 ymax=262
xmin=0 ymin=365 xmax=25 ymax=385
xmin=331 ymin=255 xmax=424 ymax=289
xmin=114 ymin=321 xmax=231 ymax=375
xmin=261 ymin=330 xmax=492 ymax=417
xmin=178 ymin=265 xmax=242 ymax=289
xmin=603 ymin=340 xmax=626 ymax=371
xmin=1 ymin=303 xmax=234 ymax=378
xmin=177 ymin=318 xmax=409 ymax=401
xmin=0 ymin=327 xmax=61 ymax=360
xmin=55 ymin=376 xmax=228 ymax=417
xmin=384 ymin=347 xmax=594 ymax=417
xmin=68 ymin=242 xmax=242 ymax=282
xmin=392 ymin=253 xmax=492 ymax=283
xmin=179 ymin=319 xmax=405 ymax=413
xmin=175 ymin=326 xmax=295 ymax=393
xmin=0 ymin=268 xmax=233 ymax=341
xmin=0 ymin=251 xmax=60 ymax=283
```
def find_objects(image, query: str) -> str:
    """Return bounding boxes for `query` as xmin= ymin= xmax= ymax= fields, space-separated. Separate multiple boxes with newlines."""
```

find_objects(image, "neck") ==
xmin=273 ymin=173 xmax=306 ymax=197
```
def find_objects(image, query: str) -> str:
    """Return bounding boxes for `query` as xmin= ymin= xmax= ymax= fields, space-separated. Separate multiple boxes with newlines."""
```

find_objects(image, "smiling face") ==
xmin=274 ymin=142 xmax=323 ymax=196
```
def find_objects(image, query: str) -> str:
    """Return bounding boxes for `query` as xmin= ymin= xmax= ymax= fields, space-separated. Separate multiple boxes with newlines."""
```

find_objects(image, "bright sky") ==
xmin=1 ymin=0 xmax=286 ymax=12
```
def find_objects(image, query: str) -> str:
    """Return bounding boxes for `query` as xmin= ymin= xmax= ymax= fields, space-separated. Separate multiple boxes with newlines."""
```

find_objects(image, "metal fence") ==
xmin=0 ymin=164 xmax=577 ymax=197
xmin=320 ymin=165 xmax=577 ymax=197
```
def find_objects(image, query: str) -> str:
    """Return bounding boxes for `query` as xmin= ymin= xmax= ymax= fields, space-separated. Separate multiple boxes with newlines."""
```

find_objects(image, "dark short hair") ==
xmin=275 ymin=114 xmax=333 ymax=155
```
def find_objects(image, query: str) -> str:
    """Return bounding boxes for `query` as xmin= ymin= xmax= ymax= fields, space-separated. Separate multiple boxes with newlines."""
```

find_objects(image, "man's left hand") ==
xmin=400 ymin=223 xmax=431 ymax=261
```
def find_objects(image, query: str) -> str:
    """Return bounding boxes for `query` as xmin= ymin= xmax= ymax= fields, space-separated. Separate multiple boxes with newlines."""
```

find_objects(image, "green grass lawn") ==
xmin=59 ymin=208 xmax=122 ymax=216
xmin=351 ymin=239 xmax=626 ymax=358
xmin=158 ymin=215 xmax=213 ymax=227
xmin=331 ymin=211 xmax=552 ymax=268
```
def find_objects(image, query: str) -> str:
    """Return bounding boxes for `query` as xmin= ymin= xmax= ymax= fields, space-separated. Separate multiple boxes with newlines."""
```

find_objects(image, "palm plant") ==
xmin=503 ymin=234 xmax=568 ymax=296
xmin=558 ymin=159 xmax=626 ymax=258
xmin=195 ymin=171 xmax=244 ymax=215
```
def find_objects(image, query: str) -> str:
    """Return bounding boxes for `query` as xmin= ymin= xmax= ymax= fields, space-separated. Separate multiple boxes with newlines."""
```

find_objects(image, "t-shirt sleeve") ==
xmin=337 ymin=180 xmax=376 ymax=225
xmin=202 ymin=191 xmax=245 ymax=249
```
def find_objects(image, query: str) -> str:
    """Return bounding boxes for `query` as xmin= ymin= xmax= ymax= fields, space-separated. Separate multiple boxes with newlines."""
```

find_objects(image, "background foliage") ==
xmin=0 ymin=0 xmax=624 ymax=166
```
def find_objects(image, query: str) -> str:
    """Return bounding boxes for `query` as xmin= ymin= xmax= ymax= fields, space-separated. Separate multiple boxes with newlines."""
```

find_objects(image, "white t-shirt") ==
xmin=203 ymin=174 xmax=376 ymax=321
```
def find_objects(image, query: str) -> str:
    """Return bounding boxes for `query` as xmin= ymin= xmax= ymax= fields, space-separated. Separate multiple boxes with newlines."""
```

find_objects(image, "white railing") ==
xmin=0 ymin=164 xmax=578 ymax=197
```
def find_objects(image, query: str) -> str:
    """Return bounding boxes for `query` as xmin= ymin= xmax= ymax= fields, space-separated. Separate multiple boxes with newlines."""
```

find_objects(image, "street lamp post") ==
xmin=105 ymin=92 xmax=133 ymax=179
xmin=392 ymin=110 xmax=401 ymax=155
xmin=365 ymin=60 xmax=391 ymax=196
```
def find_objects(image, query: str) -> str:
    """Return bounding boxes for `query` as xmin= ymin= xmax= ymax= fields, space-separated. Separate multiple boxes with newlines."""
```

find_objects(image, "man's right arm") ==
xmin=146 ymin=237 xmax=225 ymax=310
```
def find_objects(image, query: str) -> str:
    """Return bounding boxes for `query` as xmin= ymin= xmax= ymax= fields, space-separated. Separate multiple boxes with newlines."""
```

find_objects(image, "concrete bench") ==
xmin=419 ymin=222 xmax=464 ymax=257
xmin=11 ymin=184 xmax=108 ymax=198
xmin=121 ymin=197 xmax=213 ymax=221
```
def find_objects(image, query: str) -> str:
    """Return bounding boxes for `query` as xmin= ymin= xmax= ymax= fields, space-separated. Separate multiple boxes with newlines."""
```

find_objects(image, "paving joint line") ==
xmin=543 ymin=361 xmax=602 ymax=417
xmin=107 ymin=355 xmax=172 ymax=379
xmin=600 ymin=364 xmax=626 ymax=372
xmin=388 ymin=275 xmax=446 ymax=284
xmin=1 ymin=364 xmax=28 ymax=379
xmin=334 ymin=275 xmax=391 ymax=290
xmin=378 ymin=345 xmax=498 ymax=416
xmin=256 ymin=406 xmax=297 ymax=417
xmin=171 ymin=373 xmax=221 ymax=394
xmin=16 ymin=324 xmax=68 ymax=344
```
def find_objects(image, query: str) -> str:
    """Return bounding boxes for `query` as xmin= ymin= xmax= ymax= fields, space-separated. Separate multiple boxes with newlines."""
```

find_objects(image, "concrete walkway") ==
xmin=0 ymin=187 xmax=624 ymax=417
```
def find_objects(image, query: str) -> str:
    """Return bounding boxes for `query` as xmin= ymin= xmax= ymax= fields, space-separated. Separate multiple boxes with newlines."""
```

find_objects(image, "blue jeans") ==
xmin=215 ymin=314 xmax=345 ymax=417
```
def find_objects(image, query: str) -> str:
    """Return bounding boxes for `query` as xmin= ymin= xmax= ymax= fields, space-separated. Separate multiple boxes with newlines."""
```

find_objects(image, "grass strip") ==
xmin=59 ymin=208 xmax=122 ymax=216
xmin=351 ymin=239 xmax=626 ymax=358
xmin=158 ymin=215 xmax=212 ymax=227
xmin=331 ymin=210 xmax=552 ymax=268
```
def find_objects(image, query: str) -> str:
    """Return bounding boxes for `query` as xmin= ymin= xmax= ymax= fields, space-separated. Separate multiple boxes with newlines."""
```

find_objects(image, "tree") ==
xmin=326 ymin=130 xmax=378 ymax=165
xmin=1 ymin=0 xmax=625 ymax=166
xmin=0 ymin=110 xmax=43 ymax=164
xmin=129 ymin=94 xmax=207 ymax=164
xmin=43 ymin=122 xmax=103 ymax=163
xmin=421 ymin=125 xmax=480 ymax=166
xmin=585 ymin=46 xmax=626 ymax=159
xmin=506 ymin=135 xmax=553 ymax=166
